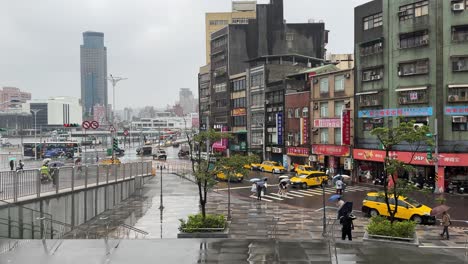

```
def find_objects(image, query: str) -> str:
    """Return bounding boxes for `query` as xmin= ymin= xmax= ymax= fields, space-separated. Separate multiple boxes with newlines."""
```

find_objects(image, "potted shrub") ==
xmin=364 ymin=216 xmax=418 ymax=245
xmin=177 ymin=213 xmax=228 ymax=238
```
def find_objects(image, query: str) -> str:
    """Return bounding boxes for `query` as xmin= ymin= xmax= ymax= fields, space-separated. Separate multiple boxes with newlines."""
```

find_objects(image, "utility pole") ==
xmin=434 ymin=118 xmax=441 ymax=193
xmin=107 ymin=74 xmax=127 ymax=163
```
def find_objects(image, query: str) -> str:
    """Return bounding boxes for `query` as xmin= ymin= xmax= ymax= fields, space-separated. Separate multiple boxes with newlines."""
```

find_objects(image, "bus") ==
xmin=23 ymin=141 xmax=80 ymax=159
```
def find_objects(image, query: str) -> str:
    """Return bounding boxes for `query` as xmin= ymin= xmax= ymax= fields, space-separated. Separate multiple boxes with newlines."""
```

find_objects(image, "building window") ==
xmin=214 ymin=83 xmax=227 ymax=93
xmin=360 ymin=40 xmax=383 ymax=56
xmin=250 ymin=72 xmax=264 ymax=87
xmin=232 ymin=18 xmax=249 ymax=24
xmin=363 ymin=13 xmax=383 ymax=30
xmin=251 ymin=93 xmax=264 ymax=107
xmin=266 ymin=90 xmax=283 ymax=104
xmin=251 ymin=112 xmax=264 ymax=126
xmin=452 ymin=25 xmax=468 ymax=42
xmin=209 ymin=20 xmax=228 ymax=26
xmin=362 ymin=68 xmax=383 ymax=82
xmin=320 ymin=102 xmax=329 ymax=117
xmin=398 ymin=59 xmax=429 ymax=76
xmin=230 ymin=78 xmax=246 ymax=91
xmin=320 ymin=129 xmax=329 ymax=144
xmin=334 ymin=128 xmax=342 ymax=145
xmin=252 ymin=132 xmax=263 ymax=145
xmin=334 ymin=101 xmax=344 ymax=117
xmin=398 ymin=1 xmax=429 ymax=21
xmin=286 ymin=32 xmax=294 ymax=41
xmin=448 ymin=86 xmax=468 ymax=102
xmin=363 ymin=118 xmax=384 ymax=131
xmin=287 ymin=108 xmax=293 ymax=118
xmin=212 ymin=37 xmax=227 ymax=49
xmin=452 ymin=57 xmax=468 ymax=72
xmin=398 ymin=89 xmax=428 ymax=105
xmin=452 ymin=116 xmax=468 ymax=131
xmin=287 ymin=133 xmax=294 ymax=145
xmin=320 ymin=78 xmax=329 ymax=94
xmin=232 ymin=116 xmax=246 ymax=126
xmin=302 ymin=107 xmax=309 ymax=118
xmin=399 ymin=31 xmax=429 ymax=49
xmin=295 ymin=108 xmax=300 ymax=118
xmin=215 ymin=99 xmax=227 ymax=108
xmin=231 ymin=97 xmax=246 ymax=108
xmin=358 ymin=93 xmax=382 ymax=107
xmin=334 ymin=75 xmax=345 ymax=92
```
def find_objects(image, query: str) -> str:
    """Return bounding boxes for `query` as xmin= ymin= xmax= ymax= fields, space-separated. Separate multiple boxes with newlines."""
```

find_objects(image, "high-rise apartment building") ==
xmin=354 ymin=0 xmax=468 ymax=193
xmin=179 ymin=88 xmax=196 ymax=114
xmin=80 ymin=31 xmax=108 ymax=120
xmin=205 ymin=1 xmax=257 ymax=63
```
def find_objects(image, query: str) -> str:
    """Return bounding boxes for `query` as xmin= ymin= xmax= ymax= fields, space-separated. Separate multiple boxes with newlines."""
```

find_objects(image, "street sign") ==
xmin=109 ymin=125 xmax=116 ymax=133
xmin=82 ymin=121 xmax=91 ymax=129
xmin=123 ymin=129 xmax=129 ymax=136
xmin=90 ymin=121 xmax=99 ymax=129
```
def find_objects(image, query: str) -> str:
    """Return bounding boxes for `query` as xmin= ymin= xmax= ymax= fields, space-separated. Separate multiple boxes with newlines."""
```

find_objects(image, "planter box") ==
xmin=363 ymin=231 xmax=419 ymax=247
xmin=177 ymin=227 xmax=229 ymax=238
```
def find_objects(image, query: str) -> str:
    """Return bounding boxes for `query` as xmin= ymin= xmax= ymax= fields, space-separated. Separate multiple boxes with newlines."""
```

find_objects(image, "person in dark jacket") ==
xmin=340 ymin=212 xmax=355 ymax=241
xmin=9 ymin=160 xmax=14 ymax=171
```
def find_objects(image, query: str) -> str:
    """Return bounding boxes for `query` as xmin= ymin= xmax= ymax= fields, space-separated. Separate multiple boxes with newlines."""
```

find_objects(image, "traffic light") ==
xmin=426 ymin=147 xmax=433 ymax=160
xmin=113 ymin=138 xmax=119 ymax=151
xmin=64 ymin=123 xmax=80 ymax=128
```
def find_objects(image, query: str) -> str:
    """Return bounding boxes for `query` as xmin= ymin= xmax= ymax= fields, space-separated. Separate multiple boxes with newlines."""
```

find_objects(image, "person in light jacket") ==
xmin=440 ymin=211 xmax=451 ymax=240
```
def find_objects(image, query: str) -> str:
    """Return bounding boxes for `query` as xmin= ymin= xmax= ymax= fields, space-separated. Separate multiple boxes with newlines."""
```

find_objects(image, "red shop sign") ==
xmin=353 ymin=149 xmax=468 ymax=167
xmin=287 ymin=147 xmax=309 ymax=157
xmin=341 ymin=110 xmax=351 ymax=145
xmin=312 ymin=145 xmax=350 ymax=157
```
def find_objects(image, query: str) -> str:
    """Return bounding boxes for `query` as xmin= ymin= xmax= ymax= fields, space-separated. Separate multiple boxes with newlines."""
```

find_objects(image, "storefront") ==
xmin=311 ymin=145 xmax=351 ymax=175
xmin=353 ymin=148 xmax=468 ymax=193
xmin=286 ymin=147 xmax=310 ymax=168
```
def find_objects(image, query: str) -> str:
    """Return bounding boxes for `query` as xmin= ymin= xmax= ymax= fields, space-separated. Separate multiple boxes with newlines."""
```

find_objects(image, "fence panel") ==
xmin=16 ymin=170 xmax=37 ymax=198
xmin=57 ymin=167 xmax=73 ymax=192
xmin=0 ymin=171 xmax=15 ymax=200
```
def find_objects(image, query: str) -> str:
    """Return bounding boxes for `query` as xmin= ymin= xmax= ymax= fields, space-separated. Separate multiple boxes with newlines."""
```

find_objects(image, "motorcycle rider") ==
xmin=40 ymin=164 xmax=51 ymax=182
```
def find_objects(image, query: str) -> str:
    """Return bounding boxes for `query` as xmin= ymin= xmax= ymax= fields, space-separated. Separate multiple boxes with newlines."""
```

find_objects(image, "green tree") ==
xmin=185 ymin=129 xmax=230 ymax=219
xmin=370 ymin=119 xmax=434 ymax=224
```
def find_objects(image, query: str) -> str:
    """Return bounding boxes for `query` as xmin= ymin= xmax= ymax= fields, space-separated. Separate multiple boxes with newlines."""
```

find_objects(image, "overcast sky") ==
xmin=0 ymin=0 xmax=368 ymax=110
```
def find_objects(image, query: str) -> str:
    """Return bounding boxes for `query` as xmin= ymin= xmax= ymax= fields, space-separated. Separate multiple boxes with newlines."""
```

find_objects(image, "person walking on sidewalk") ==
xmin=256 ymin=182 xmax=263 ymax=201
xmin=9 ymin=159 xmax=14 ymax=171
xmin=340 ymin=212 xmax=355 ymax=241
xmin=440 ymin=211 xmax=451 ymax=240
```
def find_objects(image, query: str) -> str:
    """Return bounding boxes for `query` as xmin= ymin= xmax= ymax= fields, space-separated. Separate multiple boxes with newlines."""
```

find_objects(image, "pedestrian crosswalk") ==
xmin=248 ymin=186 xmax=374 ymax=203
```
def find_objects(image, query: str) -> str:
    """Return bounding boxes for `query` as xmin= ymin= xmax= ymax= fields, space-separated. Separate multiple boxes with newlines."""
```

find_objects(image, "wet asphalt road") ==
xmin=214 ymin=170 xmax=468 ymax=225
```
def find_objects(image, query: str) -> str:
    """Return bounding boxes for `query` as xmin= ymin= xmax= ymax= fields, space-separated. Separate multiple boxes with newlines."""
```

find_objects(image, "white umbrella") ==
xmin=278 ymin=175 xmax=289 ymax=179
xmin=280 ymin=179 xmax=290 ymax=183
xmin=42 ymin=158 xmax=52 ymax=164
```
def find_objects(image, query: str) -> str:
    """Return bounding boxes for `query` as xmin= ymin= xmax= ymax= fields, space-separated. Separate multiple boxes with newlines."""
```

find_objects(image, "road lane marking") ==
xmin=249 ymin=195 xmax=273 ymax=202
xmin=290 ymin=190 xmax=315 ymax=197
xmin=262 ymin=194 xmax=283 ymax=201
xmin=269 ymin=193 xmax=294 ymax=199
xmin=283 ymin=192 xmax=304 ymax=198
xmin=217 ymin=186 xmax=253 ymax=191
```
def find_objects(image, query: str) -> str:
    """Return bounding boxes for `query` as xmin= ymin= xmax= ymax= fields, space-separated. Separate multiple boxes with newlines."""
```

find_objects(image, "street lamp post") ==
xmin=107 ymin=74 xmax=127 ymax=163
xmin=159 ymin=166 xmax=164 ymax=210
xmin=322 ymin=183 xmax=326 ymax=237
xmin=31 ymin=109 xmax=41 ymax=160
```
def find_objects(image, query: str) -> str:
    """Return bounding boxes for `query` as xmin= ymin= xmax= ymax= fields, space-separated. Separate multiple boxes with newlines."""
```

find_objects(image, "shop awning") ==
xmin=212 ymin=142 xmax=227 ymax=152
xmin=448 ymin=84 xmax=468 ymax=88
xmin=395 ymin=86 xmax=428 ymax=92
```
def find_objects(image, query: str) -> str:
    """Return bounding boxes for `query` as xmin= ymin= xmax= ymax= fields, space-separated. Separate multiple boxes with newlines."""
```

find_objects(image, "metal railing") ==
xmin=0 ymin=161 xmax=152 ymax=202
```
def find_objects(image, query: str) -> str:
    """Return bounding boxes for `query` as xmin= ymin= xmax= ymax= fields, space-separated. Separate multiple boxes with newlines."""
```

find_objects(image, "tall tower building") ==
xmin=179 ymin=88 xmax=196 ymax=114
xmin=80 ymin=31 xmax=108 ymax=120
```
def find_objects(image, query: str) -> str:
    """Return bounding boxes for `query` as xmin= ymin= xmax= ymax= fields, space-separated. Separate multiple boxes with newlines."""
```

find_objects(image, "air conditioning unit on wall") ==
xmin=453 ymin=3 xmax=465 ymax=11
xmin=453 ymin=116 xmax=467 ymax=123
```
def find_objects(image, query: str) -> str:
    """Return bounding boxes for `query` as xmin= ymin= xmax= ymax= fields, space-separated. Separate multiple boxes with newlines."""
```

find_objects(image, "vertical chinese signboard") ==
xmin=277 ymin=112 xmax=283 ymax=145
xmin=300 ymin=118 xmax=308 ymax=144
xmin=341 ymin=110 xmax=351 ymax=145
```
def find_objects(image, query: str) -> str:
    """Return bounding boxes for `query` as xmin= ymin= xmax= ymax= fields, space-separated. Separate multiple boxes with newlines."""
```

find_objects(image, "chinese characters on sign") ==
xmin=277 ymin=112 xmax=283 ymax=145
xmin=444 ymin=106 xmax=468 ymax=116
xmin=358 ymin=107 xmax=433 ymax=118
xmin=300 ymin=118 xmax=309 ymax=144
xmin=232 ymin=108 xmax=246 ymax=116
xmin=341 ymin=110 xmax=351 ymax=145
xmin=312 ymin=145 xmax=350 ymax=157
xmin=287 ymin=147 xmax=309 ymax=157
xmin=313 ymin=118 xmax=341 ymax=128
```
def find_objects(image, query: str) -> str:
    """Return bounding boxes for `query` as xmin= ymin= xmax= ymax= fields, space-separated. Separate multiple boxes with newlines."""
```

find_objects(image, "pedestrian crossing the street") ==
xmin=248 ymin=186 xmax=374 ymax=203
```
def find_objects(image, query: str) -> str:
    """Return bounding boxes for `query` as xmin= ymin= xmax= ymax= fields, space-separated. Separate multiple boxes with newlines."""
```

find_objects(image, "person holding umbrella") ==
xmin=430 ymin=204 xmax=451 ymax=240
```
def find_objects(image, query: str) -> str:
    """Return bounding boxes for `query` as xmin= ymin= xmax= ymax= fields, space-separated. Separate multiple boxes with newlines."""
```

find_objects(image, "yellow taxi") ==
xmin=100 ymin=158 xmax=122 ymax=165
xmin=243 ymin=164 xmax=252 ymax=170
xmin=258 ymin=161 xmax=285 ymax=174
xmin=289 ymin=171 xmax=328 ymax=189
xmin=213 ymin=167 xmax=244 ymax=182
xmin=362 ymin=192 xmax=436 ymax=224
xmin=295 ymin=165 xmax=318 ymax=176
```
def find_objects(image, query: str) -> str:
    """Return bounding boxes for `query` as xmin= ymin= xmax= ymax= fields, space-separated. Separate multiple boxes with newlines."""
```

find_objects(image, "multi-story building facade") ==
xmin=205 ymin=1 xmax=257 ymax=64
xmin=354 ymin=0 xmax=468 ymax=192
xmin=198 ymin=64 xmax=211 ymax=131
xmin=229 ymin=72 xmax=248 ymax=154
xmin=0 ymin=87 xmax=31 ymax=111
xmin=179 ymin=88 xmax=196 ymax=114
xmin=22 ymin=97 xmax=83 ymax=129
xmin=202 ymin=0 xmax=328 ymax=158
xmin=310 ymin=68 xmax=355 ymax=175
xmin=80 ymin=31 xmax=108 ymax=120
